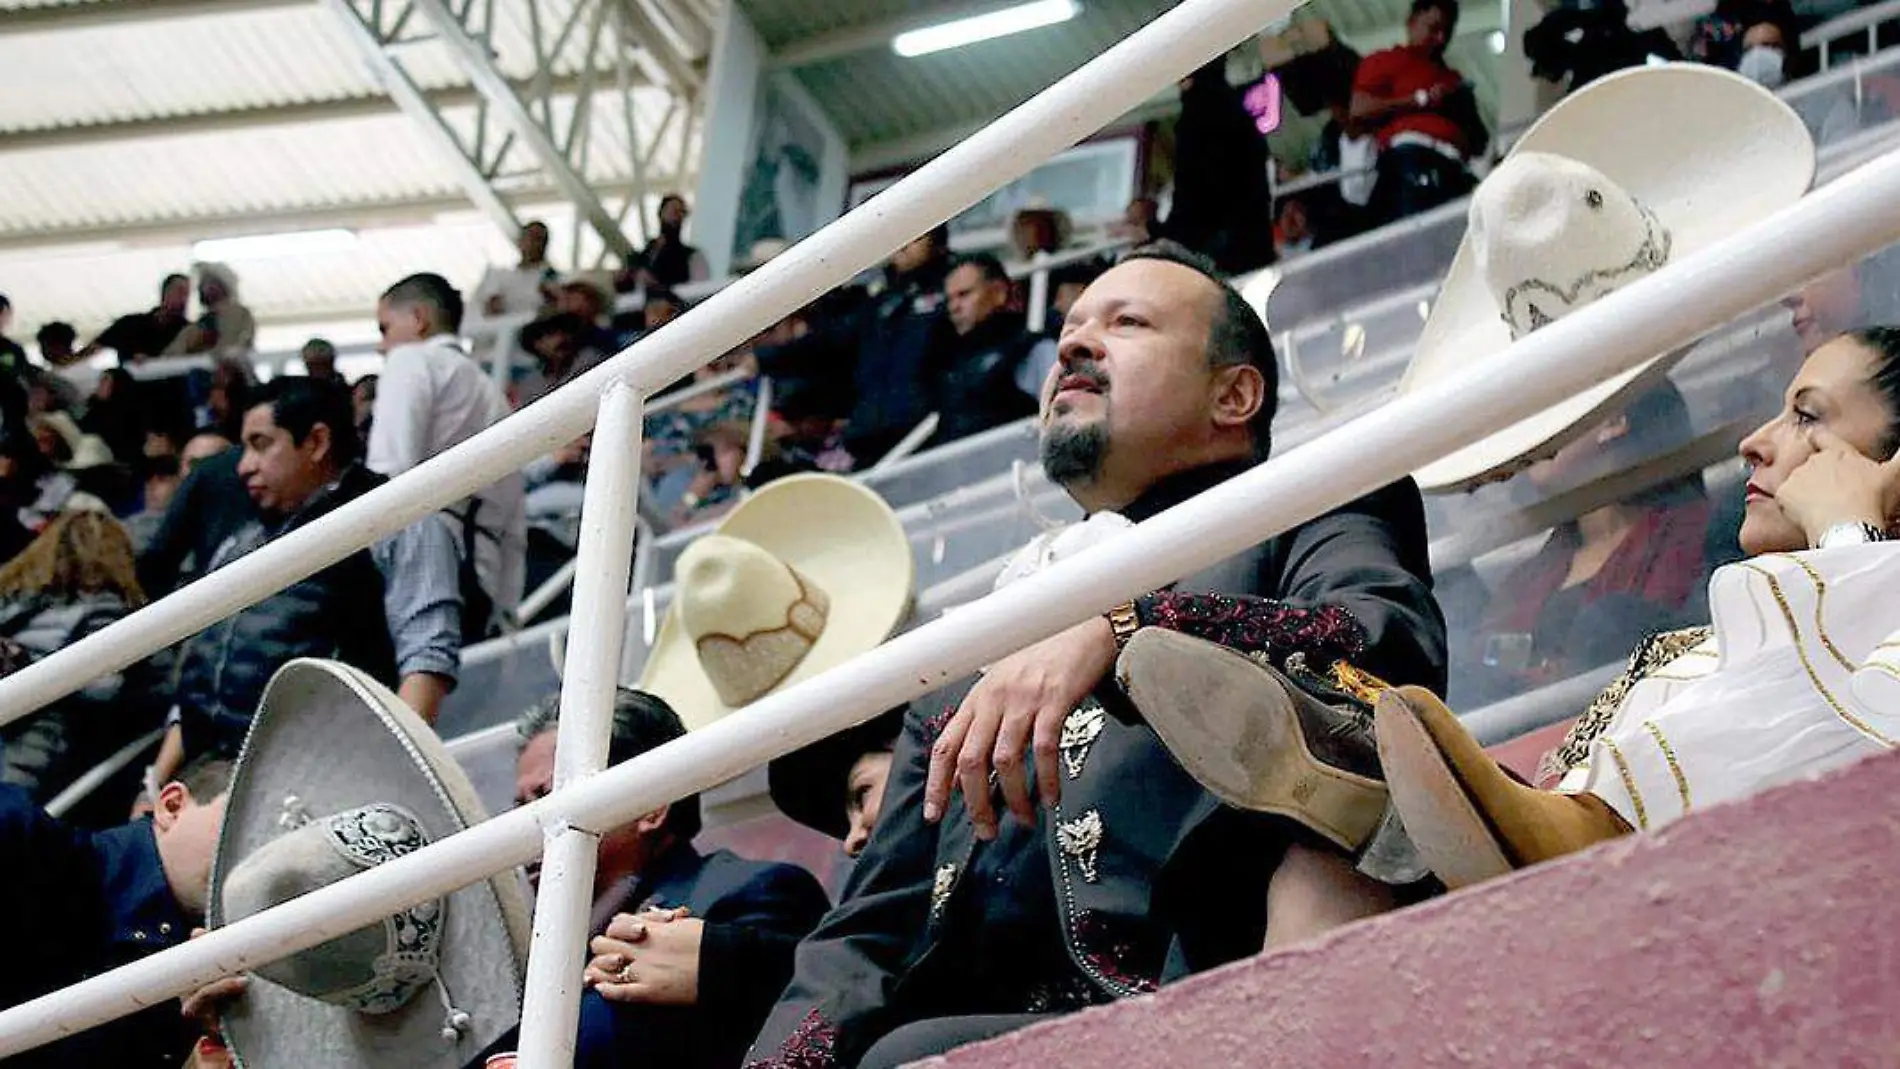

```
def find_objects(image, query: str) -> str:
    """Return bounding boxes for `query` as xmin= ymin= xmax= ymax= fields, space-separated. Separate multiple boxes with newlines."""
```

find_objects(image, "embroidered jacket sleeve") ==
xmin=743 ymin=691 xmax=966 ymax=1069
xmin=1139 ymin=479 xmax=1447 ymax=693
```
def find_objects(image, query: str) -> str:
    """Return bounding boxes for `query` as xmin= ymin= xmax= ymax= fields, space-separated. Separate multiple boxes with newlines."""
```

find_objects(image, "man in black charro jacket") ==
xmin=744 ymin=243 xmax=1448 ymax=1068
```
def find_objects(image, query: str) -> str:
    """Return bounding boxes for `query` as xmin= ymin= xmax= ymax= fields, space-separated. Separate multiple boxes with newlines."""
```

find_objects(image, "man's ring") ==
xmin=615 ymin=963 xmax=635 ymax=984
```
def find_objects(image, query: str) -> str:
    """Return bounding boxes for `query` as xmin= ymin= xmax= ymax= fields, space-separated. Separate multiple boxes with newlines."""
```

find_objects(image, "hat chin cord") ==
xmin=431 ymin=976 xmax=473 ymax=1044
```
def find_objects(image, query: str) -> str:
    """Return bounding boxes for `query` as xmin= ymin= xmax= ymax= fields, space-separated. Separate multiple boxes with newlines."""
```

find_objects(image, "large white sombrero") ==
xmin=638 ymin=473 xmax=913 ymax=730
xmin=1403 ymin=64 xmax=1814 ymax=493
xmin=208 ymin=659 xmax=531 ymax=1069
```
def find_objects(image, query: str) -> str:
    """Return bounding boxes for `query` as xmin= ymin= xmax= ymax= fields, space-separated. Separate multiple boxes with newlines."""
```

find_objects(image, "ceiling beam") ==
xmin=0 ymin=72 xmax=639 ymax=154
xmin=767 ymin=0 xmax=1036 ymax=70
xmin=0 ymin=178 xmax=672 ymax=253
xmin=0 ymin=0 xmax=310 ymax=36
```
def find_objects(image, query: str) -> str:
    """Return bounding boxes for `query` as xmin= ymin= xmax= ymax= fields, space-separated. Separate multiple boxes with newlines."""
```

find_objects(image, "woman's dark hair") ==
xmin=1848 ymin=326 xmax=1900 ymax=458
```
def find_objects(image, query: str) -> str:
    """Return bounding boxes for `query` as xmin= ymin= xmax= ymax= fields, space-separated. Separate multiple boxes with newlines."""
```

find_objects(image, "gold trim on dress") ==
xmin=1739 ymin=563 xmax=1895 ymax=748
xmin=1599 ymin=736 xmax=1649 ymax=830
xmin=1771 ymin=553 xmax=1856 ymax=672
xmin=1641 ymin=720 xmax=1691 ymax=812
xmin=1541 ymin=627 xmax=1713 ymax=784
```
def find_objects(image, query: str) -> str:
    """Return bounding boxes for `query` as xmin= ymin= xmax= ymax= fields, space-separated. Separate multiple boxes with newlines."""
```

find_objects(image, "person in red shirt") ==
xmin=1350 ymin=0 xmax=1486 ymax=225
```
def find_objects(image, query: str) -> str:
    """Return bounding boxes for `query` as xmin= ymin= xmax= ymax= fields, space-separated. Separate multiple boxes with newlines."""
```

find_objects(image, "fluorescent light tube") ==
xmin=191 ymin=228 xmax=358 ymax=261
xmin=893 ymin=0 xmax=1082 ymax=58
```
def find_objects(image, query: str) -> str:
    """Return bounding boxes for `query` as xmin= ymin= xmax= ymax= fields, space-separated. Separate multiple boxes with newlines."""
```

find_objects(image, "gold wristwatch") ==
xmin=1105 ymin=600 xmax=1141 ymax=649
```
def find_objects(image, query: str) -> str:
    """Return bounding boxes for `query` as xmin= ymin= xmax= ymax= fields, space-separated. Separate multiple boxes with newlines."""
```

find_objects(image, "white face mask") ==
xmin=1738 ymin=46 xmax=1786 ymax=89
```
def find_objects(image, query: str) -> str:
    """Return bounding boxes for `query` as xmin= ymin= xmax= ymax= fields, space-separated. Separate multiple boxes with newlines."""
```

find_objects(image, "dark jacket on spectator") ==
xmin=0 ymin=786 xmax=195 ymax=1068
xmin=137 ymin=449 xmax=251 ymax=598
xmin=1166 ymin=62 xmax=1276 ymax=275
xmin=928 ymin=311 xmax=1042 ymax=444
xmin=172 ymin=464 xmax=397 ymax=760
xmin=0 ymin=592 xmax=158 ymax=803
xmin=844 ymin=261 xmax=953 ymax=464
xmin=561 ymin=844 xmax=832 ymax=1069
xmin=746 ymin=464 xmax=1447 ymax=1067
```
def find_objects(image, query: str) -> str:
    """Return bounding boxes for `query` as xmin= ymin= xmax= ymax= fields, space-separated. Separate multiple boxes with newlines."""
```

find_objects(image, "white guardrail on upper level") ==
xmin=11 ymin=21 xmax=1900 ymax=1069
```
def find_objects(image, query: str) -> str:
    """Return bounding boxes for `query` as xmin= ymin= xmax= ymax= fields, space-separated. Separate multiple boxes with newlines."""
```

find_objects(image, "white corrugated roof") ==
xmin=0 ymin=0 xmax=697 ymax=347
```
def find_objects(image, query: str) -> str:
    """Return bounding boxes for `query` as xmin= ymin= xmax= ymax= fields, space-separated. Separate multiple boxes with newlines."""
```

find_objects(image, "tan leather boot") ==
xmin=1116 ymin=629 xmax=1389 ymax=852
xmin=1374 ymin=686 xmax=1632 ymax=889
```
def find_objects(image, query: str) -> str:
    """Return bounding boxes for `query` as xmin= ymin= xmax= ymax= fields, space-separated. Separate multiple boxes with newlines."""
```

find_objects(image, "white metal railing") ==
xmin=8 ymin=124 xmax=1897 ymax=1061
xmin=6 ymin=31 xmax=1900 ymax=1069
xmin=1807 ymin=0 xmax=1900 ymax=67
xmin=0 ymin=1 xmax=1298 ymax=1063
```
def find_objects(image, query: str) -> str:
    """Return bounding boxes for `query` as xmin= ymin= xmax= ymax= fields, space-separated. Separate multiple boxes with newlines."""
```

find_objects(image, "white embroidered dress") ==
xmin=1558 ymin=545 xmax=1900 ymax=830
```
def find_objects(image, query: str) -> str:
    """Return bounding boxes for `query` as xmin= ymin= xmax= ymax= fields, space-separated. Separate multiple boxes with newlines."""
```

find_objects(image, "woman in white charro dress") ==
xmin=1376 ymin=329 xmax=1900 ymax=888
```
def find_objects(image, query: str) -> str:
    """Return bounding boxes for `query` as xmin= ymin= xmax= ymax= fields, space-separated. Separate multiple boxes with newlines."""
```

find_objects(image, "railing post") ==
xmin=516 ymin=378 xmax=645 ymax=1068
xmin=1026 ymin=250 xmax=1052 ymax=334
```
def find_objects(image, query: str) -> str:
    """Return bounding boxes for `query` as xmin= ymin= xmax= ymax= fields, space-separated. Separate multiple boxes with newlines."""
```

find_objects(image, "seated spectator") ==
xmin=519 ymin=312 xmax=603 ymax=404
xmin=185 ymin=358 xmax=253 ymax=443
xmin=1689 ymin=0 xmax=1794 ymax=70
xmin=627 ymin=194 xmax=710 ymax=291
xmin=1046 ymin=259 xmax=1107 ymax=332
xmin=672 ymin=421 xmax=751 ymax=527
xmin=0 ymin=757 xmax=229 ymax=1068
xmin=0 ymin=510 xmax=160 ymax=803
xmin=369 ymin=272 xmax=528 ymax=636
xmin=768 ymin=708 xmax=903 ymax=861
xmin=1273 ymin=195 xmax=1319 ymax=259
xmin=1164 ymin=59 xmax=1275 ymax=273
xmin=503 ymin=688 xmax=829 ymax=1069
xmin=351 ymin=373 xmax=377 ymax=441
xmin=753 ymin=381 xmax=854 ymax=484
xmin=151 ymin=377 xmax=464 ymax=782
xmin=1351 ymin=0 xmax=1486 ymax=225
xmin=746 ymin=245 xmax=1444 ymax=1067
xmin=80 ymin=273 xmax=191 ymax=364
xmin=1110 ymin=196 xmax=1160 ymax=245
xmin=0 ymin=295 xmax=28 ymax=435
xmin=169 ymin=263 xmax=256 ymax=358
xmin=842 ymin=226 xmax=953 ymax=466
xmin=299 ymin=337 xmax=344 ymax=383
xmin=473 ymin=219 xmax=558 ymax=318
xmin=134 ymin=430 xmax=246 ymax=598
xmin=82 ymin=366 xmax=146 ymax=465
xmin=31 ymin=320 xmax=88 ymax=414
xmin=124 ymin=431 xmax=184 ymax=551
xmin=1454 ymin=384 xmax=1712 ymax=708
xmin=1523 ymin=0 xmax=1680 ymax=96
xmin=21 ymin=412 xmax=82 ymax=529
xmin=1009 ymin=206 xmax=1071 ymax=260
xmin=642 ymin=287 xmax=686 ymax=332
xmin=931 ymin=253 xmax=1045 ymax=443
xmin=0 ymin=432 xmax=48 ymax=559
xmin=646 ymin=352 xmax=757 ymax=513
xmin=1376 ymin=327 xmax=1900 ymax=888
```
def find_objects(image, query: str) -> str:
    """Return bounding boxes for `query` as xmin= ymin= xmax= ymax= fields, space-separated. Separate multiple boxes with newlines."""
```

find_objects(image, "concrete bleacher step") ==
xmin=930 ymin=746 xmax=1900 ymax=1067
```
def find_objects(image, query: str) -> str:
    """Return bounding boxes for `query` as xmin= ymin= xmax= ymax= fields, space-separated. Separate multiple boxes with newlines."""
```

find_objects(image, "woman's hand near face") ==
xmin=1774 ymin=428 xmax=1900 ymax=544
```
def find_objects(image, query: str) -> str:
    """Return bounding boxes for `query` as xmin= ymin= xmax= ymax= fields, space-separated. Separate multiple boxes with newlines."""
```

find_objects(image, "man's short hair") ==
xmin=247 ymin=376 xmax=362 ymax=467
xmin=516 ymin=687 xmax=701 ymax=842
xmin=382 ymin=273 xmax=465 ymax=335
xmin=302 ymin=338 xmax=338 ymax=362
xmin=1412 ymin=0 xmax=1458 ymax=23
xmin=35 ymin=321 xmax=76 ymax=349
xmin=175 ymin=754 xmax=235 ymax=801
xmin=645 ymin=288 xmax=685 ymax=312
xmin=1117 ymin=239 xmax=1279 ymax=459
xmin=949 ymin=253 xmax=1010 ymax=286
xmin=161 ymin=273 xmax=190 ymax=294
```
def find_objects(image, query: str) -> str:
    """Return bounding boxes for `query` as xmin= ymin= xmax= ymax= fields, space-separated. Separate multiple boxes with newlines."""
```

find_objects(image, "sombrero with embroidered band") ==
xmin=1403 ymin=63 xmax=1815 ymax=493
xmin=637 ymin=472 xmax=914 ymax=732
xmin=207 ymin=659 xmax=531 ymax=1069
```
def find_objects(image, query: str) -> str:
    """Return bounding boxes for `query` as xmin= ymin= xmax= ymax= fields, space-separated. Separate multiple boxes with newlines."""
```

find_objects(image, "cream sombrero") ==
xmin=208 ymin=659 xmax=531 ymax=1069
xmin=638 ymin=473 xmax=913 ymax=730
xmin=1403 ymin=63 xmax=1814 ymax=493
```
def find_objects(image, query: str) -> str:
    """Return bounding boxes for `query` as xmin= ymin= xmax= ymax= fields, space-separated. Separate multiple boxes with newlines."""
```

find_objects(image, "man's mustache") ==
xmin=1049 ymin=363 xmax=1110 ymax=403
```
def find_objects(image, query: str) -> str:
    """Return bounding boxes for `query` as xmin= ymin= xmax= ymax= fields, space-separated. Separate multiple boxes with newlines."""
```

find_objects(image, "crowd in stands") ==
xmin=3 ymin=20 xmax=1900 ymax=1069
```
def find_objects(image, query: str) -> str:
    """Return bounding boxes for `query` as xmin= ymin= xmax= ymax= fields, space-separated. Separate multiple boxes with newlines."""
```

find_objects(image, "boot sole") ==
xmin=1373 ymin=690 xmax=1513 ymax=890
xmin=1118 ymin=630 xmax=1387 ymax=852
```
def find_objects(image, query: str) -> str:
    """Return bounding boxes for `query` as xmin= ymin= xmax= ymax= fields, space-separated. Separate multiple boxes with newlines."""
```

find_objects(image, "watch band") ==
xmin=1814 ymin=521 xmax=1887 ymax=549
xmin=1105 ymin=601 xmax=1141 ymax=649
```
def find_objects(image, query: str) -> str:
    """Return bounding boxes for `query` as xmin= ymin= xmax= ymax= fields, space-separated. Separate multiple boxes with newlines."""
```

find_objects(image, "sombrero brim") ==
xmin=1404 ymin=64 xmax=1815 ymax=493
xmin=767 ymin=707 xmax=904 ymax=840
xmin=638 ymin=473 xmax=914 ymax=732
xmin=209 ymin=659 xmax=531 ymax=1069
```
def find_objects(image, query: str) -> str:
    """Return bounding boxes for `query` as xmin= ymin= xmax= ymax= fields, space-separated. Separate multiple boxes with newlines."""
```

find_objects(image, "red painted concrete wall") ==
xmin=933 ymin=748 xmax=1900 ymax=1068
